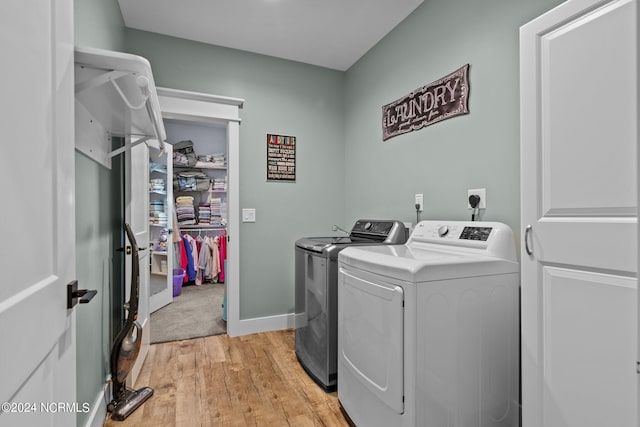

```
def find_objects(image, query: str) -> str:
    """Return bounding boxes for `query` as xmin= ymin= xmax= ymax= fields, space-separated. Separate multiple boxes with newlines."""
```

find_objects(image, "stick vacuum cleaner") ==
xmin=107 ymin=223 xmax=154 ymax=421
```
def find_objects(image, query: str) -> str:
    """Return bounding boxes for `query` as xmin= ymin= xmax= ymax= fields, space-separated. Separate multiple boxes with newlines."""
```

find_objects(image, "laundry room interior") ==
xmin=15 ymin=0 xmax=632 ymax=425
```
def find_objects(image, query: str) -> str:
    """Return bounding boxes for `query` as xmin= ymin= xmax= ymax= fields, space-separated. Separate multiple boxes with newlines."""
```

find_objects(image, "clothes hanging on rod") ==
xmin=218 ymin=232 xmax=227 ymax=283
xmin=181 ymin=234 xmax=196 ymax=282
xmin=179 ymin=229 xmax=225 ymax=286
xmin=195 ymin=235 xmax=221 ymax=285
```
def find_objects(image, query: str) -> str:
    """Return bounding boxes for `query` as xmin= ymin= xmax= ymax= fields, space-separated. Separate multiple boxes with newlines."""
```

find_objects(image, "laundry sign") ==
xmin=267 ymin=133 xmax=296 ymax=182
xmin=382 ymin=64 xmax=470 ymax=141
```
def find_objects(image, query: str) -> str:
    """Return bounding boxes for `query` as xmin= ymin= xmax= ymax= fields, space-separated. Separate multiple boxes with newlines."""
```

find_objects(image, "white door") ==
xmin=520 ymin=1 xmax=638 ymax=426
xmin=0 ymin=0 xmax=76 ymax=425
xmin=125 ymin=142 xmax=151 ymax=384
xmin=149 ymin=143 xmax=174 ymax=313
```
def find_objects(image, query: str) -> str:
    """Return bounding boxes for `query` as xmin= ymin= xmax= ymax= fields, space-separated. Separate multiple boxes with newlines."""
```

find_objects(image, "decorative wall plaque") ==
xmin=382 ymin=64 xmax=470 ymax=141
xmin=267 ymin=134 xmax=296 ymax=181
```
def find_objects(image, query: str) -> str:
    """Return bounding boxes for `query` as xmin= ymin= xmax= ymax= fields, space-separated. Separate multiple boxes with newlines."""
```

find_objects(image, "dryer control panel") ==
xmin=459 ymin=226 xmax=492 ymax=241
xmin=407 ymin=220 xmax=517 ymax=261
xmin=350 ymin=220 xmax=407 ymax=244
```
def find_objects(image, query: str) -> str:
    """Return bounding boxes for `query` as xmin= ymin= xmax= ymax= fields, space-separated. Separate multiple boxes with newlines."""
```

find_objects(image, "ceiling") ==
xmin=117 ymin=0 xmax=423 ymax=71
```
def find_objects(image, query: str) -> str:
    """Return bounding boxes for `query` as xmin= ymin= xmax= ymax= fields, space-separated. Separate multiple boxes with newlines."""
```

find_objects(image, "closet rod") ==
xmin=181 ymin=228 xmax=226 ymax=231
xmin=180 ymin=228 xmax=226 ymax=234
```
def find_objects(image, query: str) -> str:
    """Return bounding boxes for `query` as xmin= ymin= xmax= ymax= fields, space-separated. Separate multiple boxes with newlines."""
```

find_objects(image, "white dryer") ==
xmin=338 ymin=221 xmax=520 ymax=427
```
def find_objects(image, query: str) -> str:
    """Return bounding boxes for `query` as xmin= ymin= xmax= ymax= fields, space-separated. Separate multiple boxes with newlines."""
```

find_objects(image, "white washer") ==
xmin=338 ymin=221 xmax=520 ymax=427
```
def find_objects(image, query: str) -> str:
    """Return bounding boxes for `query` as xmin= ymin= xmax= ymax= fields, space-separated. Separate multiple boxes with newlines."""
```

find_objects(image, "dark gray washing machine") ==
xmin=295 ymin=219 xmax=407 ymax=391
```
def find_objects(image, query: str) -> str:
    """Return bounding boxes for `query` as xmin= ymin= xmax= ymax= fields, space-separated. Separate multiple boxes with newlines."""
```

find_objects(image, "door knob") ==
xmin=67 ymin=280 xmax=98 ymax=309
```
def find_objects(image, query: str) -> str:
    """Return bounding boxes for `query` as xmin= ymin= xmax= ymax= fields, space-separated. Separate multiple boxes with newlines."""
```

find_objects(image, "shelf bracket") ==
xmin=75 ymin=69 xmax=128 ymax=95
xmin=109 ymin=135 xmax=152 ymax=159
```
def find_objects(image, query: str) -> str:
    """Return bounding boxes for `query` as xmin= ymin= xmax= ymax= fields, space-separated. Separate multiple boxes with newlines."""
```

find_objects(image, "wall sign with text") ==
xmin=382 ymin=64 xmax=470 ymax=141
xmin=267 ymin=134 xmax=296 ymax=181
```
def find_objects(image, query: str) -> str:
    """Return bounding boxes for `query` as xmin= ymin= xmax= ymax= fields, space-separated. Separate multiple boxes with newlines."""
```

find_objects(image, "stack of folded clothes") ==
xmin=209 ymin=197 xmax=223 ymax=227
xmin=194 ymin=153 xmax=226 ymax=168
xmin=195 ymin=154 xmax=214 ymax=168
xmin=176 ymin=196 xmax=196 ymax=225
xmin=149 ymin=200 xmax=165 ymax=225
xmin=212 ymin=176 xmax=227 ymax=191
xmin=154 ymin=212 xmax=168 ymax=227
xmin=211 ymin=153 xmax=225 ymax=168
xmin=198 ymin=202 xmax=211 ymax=225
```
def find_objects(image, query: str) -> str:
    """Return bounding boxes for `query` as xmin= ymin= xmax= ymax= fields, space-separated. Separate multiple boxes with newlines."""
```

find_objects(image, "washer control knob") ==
xmin=438 ymin=225 xmax=449 ymax=237
xmin=363 ymin=222 xmax=373 ymax=231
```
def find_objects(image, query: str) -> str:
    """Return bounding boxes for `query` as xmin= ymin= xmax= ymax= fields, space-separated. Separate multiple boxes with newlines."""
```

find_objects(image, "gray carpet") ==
xmin=150 ymin=282 xmax=226 ymax=343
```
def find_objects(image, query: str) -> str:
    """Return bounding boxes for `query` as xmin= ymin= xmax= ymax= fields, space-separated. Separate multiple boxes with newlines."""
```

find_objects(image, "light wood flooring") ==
xmin=104 ymin=329 xmax=350 ymax=426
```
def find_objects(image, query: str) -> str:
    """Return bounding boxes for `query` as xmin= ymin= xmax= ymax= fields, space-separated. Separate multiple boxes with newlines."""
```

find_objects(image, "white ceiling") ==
xmin=117 ymin=0 xmax=423 ymax=71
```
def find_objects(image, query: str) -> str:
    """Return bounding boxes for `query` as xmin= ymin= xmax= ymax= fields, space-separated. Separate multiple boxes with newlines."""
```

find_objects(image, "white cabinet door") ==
xmin=126 ymin=142 xmax=151 ymax=384
xmin=520 ymin=1 xmax=638 ymax=426
xmin=150 ymin=144 xmax=174 ymax=313
xmin=0 ymin=0 xmax=76 ymax=425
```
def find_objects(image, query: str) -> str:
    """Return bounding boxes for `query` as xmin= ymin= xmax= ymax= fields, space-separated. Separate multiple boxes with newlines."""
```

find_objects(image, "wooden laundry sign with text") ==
xmin=267 ymin=134 xmax=296 ymax=181
xmin=382 ymin=64 xmax=470 ymax=141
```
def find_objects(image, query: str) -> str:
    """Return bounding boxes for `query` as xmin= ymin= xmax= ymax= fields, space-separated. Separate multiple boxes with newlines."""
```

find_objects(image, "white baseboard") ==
xmin=84 ymin=382 xmax=109 ymax=427
xmin=230 ymin=312 xmax=295 ymax=337
xmin=294 ymin=312 xmax=306 ymax=329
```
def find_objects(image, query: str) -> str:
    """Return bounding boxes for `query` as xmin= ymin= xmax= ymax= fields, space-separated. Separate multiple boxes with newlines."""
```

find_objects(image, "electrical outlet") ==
xmin=467 ymin=188 xmax=486 ymax=209
xmin=415 ymin=194 xmax=424 ymax=212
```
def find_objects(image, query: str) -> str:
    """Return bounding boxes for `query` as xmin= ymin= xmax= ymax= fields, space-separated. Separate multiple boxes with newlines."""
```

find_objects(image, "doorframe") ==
xmin=156 ymin=87 xmax=243 ymax=337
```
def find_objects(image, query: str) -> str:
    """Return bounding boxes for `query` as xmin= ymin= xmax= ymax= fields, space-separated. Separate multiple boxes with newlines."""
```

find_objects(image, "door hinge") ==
xmin=637 ymin=361 xmax=640 ymax=374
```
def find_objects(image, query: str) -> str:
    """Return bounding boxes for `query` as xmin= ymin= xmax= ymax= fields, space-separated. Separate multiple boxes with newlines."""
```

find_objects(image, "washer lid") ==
xmin=338 ymin=244 xmax=519 ymax=282
xmin=296 ymin=237 xmax=353 ymax=253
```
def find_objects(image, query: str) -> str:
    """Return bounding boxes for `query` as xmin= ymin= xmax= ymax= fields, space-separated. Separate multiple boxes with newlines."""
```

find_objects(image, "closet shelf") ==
xmin=174 ymin=189 xmax=227 ymax=193
xmin=173 ymin=164 xmax=227 ymax=170
xmin=74 ymin=46 xmax=166 ymax=168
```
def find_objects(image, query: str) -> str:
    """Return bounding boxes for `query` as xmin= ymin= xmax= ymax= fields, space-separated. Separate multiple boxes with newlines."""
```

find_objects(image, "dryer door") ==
xmin=339 ymin=268 xmax=404 ymax=413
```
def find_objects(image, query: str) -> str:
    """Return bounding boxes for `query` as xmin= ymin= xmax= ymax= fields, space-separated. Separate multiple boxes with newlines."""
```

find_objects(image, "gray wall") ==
xmin=74 ymin=0 xmax=126 ymax=425
xmin=343 ymin=0 xmax=563 ymax=245
xmin=74 ymin=0 xmax=565 ymax=333
xmin=124 ymin=30 xmax=346 ymax=319
xmin=74 ymin=0 xmax=126 ymax=51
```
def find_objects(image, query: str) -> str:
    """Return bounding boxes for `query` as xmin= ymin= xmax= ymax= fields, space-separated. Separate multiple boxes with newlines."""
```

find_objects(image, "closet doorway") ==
xmin=151 ymin=87 xmax=243 ymax=341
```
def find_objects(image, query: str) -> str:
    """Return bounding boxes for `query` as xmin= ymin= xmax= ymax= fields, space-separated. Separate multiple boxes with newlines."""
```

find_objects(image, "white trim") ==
xmin=157 ymin=89 xmax=243 ymax=337
xmin=157 ymin=87 xmax=244 ymax=108
xmin=234 ymin=313 xmax=296 ymax=337
xmin=163 ymin=111 xmax=242 ymax=125
xmin=225 ymin=121 xmax=241 ymax=337
xmin=84 ymin=382 xmax=109 ymax=427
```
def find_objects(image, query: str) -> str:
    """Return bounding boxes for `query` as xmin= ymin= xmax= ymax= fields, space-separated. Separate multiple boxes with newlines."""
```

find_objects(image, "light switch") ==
xmin=242 ymin=208 xmax=256 ymax=222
